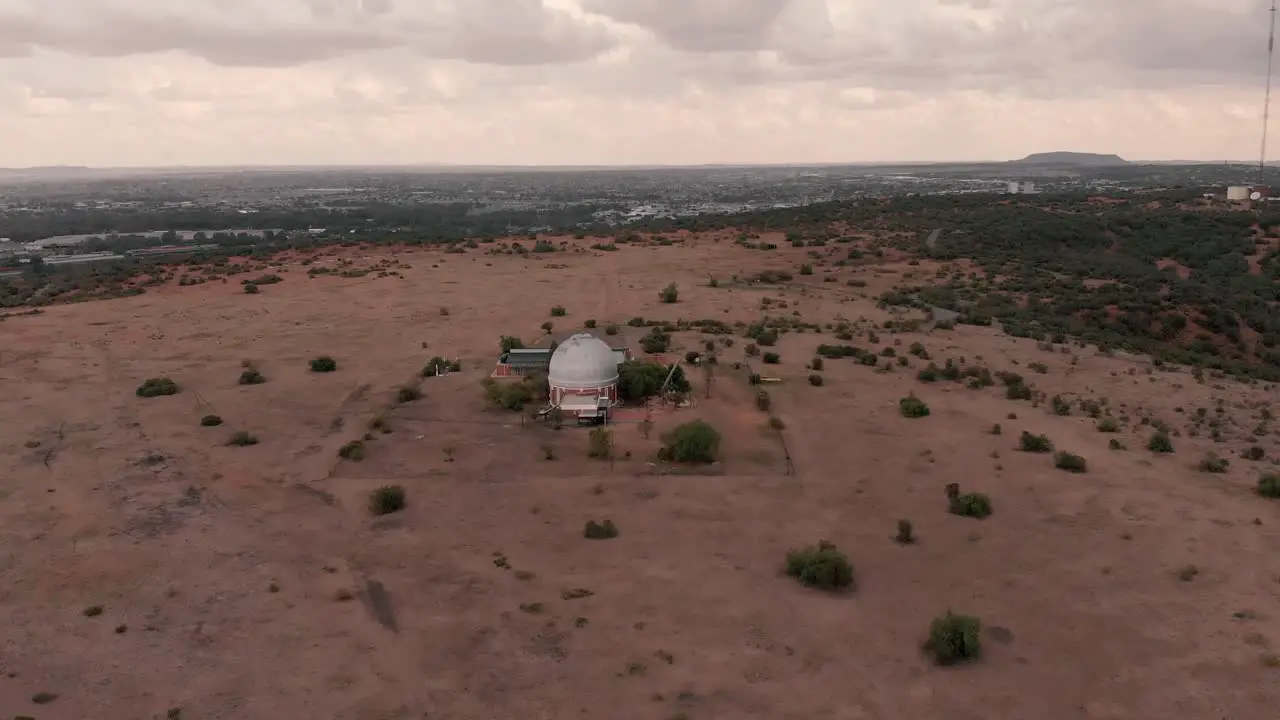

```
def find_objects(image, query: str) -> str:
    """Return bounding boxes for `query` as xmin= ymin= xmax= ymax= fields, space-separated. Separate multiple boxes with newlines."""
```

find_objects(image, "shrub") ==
xmin=1198 ymin=454 xmax=1229 ymax=473
xmin=917 ymin=366 xmax=939 ymax=382
xmin=136 ymin=377 xmax=179 ymax=397
xmin=659 ymin=420 xmax=721 ymax=463
xmin=762 ymin=352 xmax=780 ymax=364
xmin=894 ymin=520 xmax=916 ymax=545
xmin=583 ymin=519 xmax=619 ymax=539
xmin=541 ymin=321 xmax=554 ymax=333
xmin=618 ymin=361 xmax=689 ymax=401
xmin=396 ymin=385 xmax=423 ymax=403
xmin=641 ymin=329 xmax=670 ymax=353
xmin=310 ymin=356 xmax=337 ymax=373
xmin=808 ymin=373 xmax=824 ymax=386
xmin=244 ymin=284 xmax=260 ymax=294
xmin=200 ymin=414 xmax=223 ymax=427
xmin=338 ymin=440 xmax=365 ymax=460
xmin=784 ymin=540 xmax=854 ymax=591
xmin=482 ymin=377 xmax=537 ymax=410
xmin=753 ymin=390 xmax=771 ymax=413
xmin=369 ymin=485 xmax=406 ymax=515
xmin=899 ymin=394 xmax=930 ymax=418
xmin=1051 ymin=395 xmax=1071 ymax=416
xmin=1258 ymin=474 xmax=1280 ymax=498
xmin=239 ymin=369 xmax=266 ymax=385
xmin=924 ymin=612 xmax=982 ymax=666
xmin=227 ymin=431 xmax=258 ymax=447
xmin=659 ymin=282 xmax=679 ymax=303
xmin=768 ymin=415 xmax=785 ymax=430
xmin=1109 ymin=438 xmax=1126 ymax=450
xmin=1006 ymin=382 xmax=1032 ymax=400
xmin=550 ymin=305 xmax=567 ymax=317
xmin=587 ymin=427 xmax=612 ymax=459
xmin=989 ymin=423 xmax=1002 ymax=435
xmin=1097 ymin=417 xmax=1119 ymax=433
xmin=499 ymin=335 xmax=524 ymax=353
xmin=1054 ymin=451 xmax=1088 ymax=473
xmin=1243 ymin=445 xmax=1265 ymax=461
xmin=584 ymin=319 xmax=597 ymax=328
xmin=810 ymin=357 xmax=824 ymax=371
xmin=949 ymin=492 xmax=992 ymax=518
xmin=1018 ymin=431 xmax=1052 ymax=453
xmin=604 ymin=323 xmax=619 ymax=336
xmin=421 ymin=356 xmax=448 ymax=377
xmin=1148 ymin=431 xmax=1174 ymax=454
xmin=745 ymin=343 xmax=760 ymax=357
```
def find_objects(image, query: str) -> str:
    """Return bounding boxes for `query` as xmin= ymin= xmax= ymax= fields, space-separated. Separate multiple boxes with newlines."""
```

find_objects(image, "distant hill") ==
xmin=1013 ymin=152 xmax=1128 ymax=167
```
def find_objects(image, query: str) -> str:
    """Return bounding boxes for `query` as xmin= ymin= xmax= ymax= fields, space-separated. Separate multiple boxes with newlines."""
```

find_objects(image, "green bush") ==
xmin=136 ymin=377 xmax=179 ymax=398
xmin=396 ymin=386 xmax=423 ymax=403
xmin=1018 ymin=431 xmax=1052 ymax=453
xmin=899 ymin=394 xmax=930 ymax=418
xmin=200 ymin=414 xmax=223 ymax=427
xmin=1054 ymin=451 xmax=1088 ymax=473
xmin=1198 ymin=454 xmax=1229 ymax=473
xmin=1097 ymin=417 xmax=1119 ymax=432
xmin=784 ymin=540 xmax=854 ymax=591
xmin=1006 ymin=382 xmax=1032 ymax=400
xmin=227 ymin=431 xmax=258 ymax=447
xmin=338 ymin=440 xmax=365 ymax=460
xmin=604 ymin=323 xmax=619 ymax=336
xmin=745 ymin=343 xmax=760 ymax=357
xmin=482 ymin=377 xmax=537 ymax=410
xmin=584 ymin=319 xmax=597 ymax=328
xmin=310 ymin=356 xmax=337 ymax=373
xmin=808 ymin=374 xmax=824 ymax=386
xmin=617 ymin=361 xmax=689 ymax=401
xmin=1148 ymin=432 xmax=1174 ymax=453
xmin=244 ymin=283 xmax=260 ymax=294
xmin=659 ymin=283 xmax=679 ymax=303
xmin=762 ymin=352 xmax=780 ymax=364
xmin=1258 ymin=474 xmax=1280 ymax=498
xmin=239 ymin=369 xmax=266 ymax=385
xmin=659 ymin=420 xmax=722 ymax=464
xmin=1243 ymin=445 xmax=1266 ymax=461
xmin=989 ymin=423 xmax=1002 ymax=435
xmin=949 ymin=492 xmax=992 ymax=518
xmin=550 ymin=305 xmax=567 ymax=317
xmin=369 ymin=485 xmax=406 ymax=515
xmin=583 ymin=519 xmax=619 ymax=539
xmin=810 ymin=357 xmax=824 ymax=371
xmin=1109 ymin=438 xmax=1126 ymax=451
xmin=924 ymin=612 xmax=982 ymax=665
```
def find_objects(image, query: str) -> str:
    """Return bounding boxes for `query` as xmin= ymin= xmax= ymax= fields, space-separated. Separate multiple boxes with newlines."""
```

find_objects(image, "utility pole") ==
xmin=1261 ymin=0 xmax=1277 ymax=186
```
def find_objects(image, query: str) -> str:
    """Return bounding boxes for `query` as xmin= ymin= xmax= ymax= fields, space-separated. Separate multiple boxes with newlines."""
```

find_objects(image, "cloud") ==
xmin=0 ymin=0 xmax=616 ymax=67
xmin=0 ymin=0 xmax=1275 ymax=166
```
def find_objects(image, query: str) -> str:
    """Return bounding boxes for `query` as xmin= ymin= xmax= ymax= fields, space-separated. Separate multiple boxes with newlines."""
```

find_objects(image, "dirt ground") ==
xmin=1 ymin=235 xmax=1278 ymax=719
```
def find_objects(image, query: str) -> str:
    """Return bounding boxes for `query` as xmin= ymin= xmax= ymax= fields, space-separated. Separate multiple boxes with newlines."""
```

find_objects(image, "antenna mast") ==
xmin=1260 ymin=0 xmax=1277 ymax=186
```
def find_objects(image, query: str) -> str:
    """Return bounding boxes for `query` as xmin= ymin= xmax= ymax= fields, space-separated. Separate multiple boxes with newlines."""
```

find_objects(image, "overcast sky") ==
xmin=0 ymin=0 xmax=1274 ymax=167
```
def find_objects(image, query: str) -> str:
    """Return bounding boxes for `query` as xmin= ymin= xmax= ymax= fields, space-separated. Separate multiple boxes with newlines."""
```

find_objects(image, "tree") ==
xmin=659 ymin=420 xmax=721 ymax=463
xmin=618 ymin=361 xmax=688 ymax=401
xmin=499 ymin=335 xmax=524 ymax=353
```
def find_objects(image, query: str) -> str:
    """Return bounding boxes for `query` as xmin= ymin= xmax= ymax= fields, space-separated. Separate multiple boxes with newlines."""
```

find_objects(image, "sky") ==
xmin=0 ymin=0 xmax=1275 ymax=167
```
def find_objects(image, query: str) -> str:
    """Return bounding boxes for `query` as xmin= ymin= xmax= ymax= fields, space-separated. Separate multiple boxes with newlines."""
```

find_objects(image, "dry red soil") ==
xmin=2 ymin=236 xmax=1279 ymax=719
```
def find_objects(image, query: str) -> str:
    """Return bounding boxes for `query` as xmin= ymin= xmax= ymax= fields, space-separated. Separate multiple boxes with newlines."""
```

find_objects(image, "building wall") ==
xmin=550 ymin=383 xmax=617 ymax=406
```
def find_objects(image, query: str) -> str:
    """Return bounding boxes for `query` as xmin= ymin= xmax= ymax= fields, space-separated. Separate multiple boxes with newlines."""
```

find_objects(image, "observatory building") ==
xmin=548 ymin=333 xmax=620 ymax=420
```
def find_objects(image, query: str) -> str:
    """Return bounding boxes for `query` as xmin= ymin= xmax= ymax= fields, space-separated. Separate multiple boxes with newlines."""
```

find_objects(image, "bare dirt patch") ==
xmin=2 ymin=236 xmax=1278 ymax=719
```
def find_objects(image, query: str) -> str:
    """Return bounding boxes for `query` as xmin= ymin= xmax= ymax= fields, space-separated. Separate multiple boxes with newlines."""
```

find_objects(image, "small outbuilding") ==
xmin=549 ymin=333 xmax=620 ymax=421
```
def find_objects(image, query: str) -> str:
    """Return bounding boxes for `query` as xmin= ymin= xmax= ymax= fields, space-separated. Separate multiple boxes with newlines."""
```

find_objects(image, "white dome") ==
xmin=549 ymin=333 xmax=619 ymax=389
